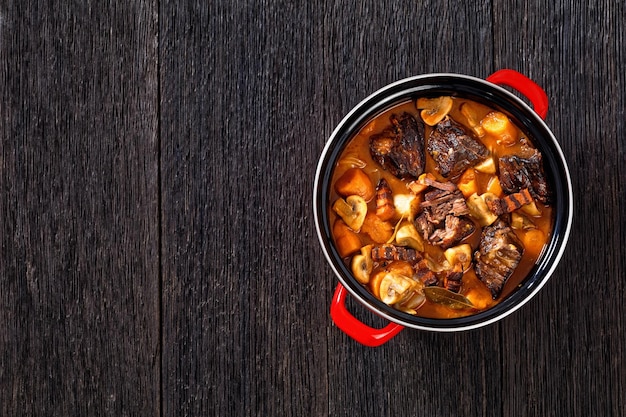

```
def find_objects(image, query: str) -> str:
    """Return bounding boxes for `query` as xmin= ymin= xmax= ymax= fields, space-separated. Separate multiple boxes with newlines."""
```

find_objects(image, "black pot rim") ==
xmin=313 ymin=73 xmax=573 ymax=332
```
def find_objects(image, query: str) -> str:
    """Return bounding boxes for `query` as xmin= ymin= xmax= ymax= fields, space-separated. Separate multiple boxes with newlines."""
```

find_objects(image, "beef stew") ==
xmin=328 ymin=97 xmax=553 ymax=319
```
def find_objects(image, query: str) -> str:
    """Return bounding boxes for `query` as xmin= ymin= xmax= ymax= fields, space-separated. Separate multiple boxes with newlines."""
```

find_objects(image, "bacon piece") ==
xmin=443 ymin=263 xmax=464 ymax=293
xmin=371 ymin=244 xmax=422 ymax=264
xmin=487 ymin=189 xmax=533 ymax=216
xmin=375 ymin=178 xmax=395 ymax=221
xmin=414 ymin=259 xmax=438 ymax=286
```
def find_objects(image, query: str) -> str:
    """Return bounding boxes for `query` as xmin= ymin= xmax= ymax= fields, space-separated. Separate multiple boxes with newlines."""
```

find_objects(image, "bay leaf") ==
xmin=423 ymin=287 xmax=475 ymax=310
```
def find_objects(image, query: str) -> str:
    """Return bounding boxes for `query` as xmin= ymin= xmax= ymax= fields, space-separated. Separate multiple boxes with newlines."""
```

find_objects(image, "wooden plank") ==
xmin=159 ymin=1 xmax=330 ymax=415
xmin=0 ymin=1 xmax=160 ymax=415
xmin=493 ymin=1 xmax=626 ymax=415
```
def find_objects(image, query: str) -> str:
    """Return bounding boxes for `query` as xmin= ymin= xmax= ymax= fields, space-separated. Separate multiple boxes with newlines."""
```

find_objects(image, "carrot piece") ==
xmin=407 ymin=173 xmax=436 ymax=195
xmin=334 ymin=168 xmax=375 ymax=201
xmin=481 ymin=111 xmax=518 ymax=146
xmin=333 ymin=220 xmax=362 ymax=257
xmin=369 ymin=270 xmax=386 ymax=299
xmin=485 ymin=176 xmax=503 ymax=197
xmin=457 ymin=168 xmax=478 ymax=198
xmin=522 ymin=228 xmax=546 ymax=257
xmin=384 ymin=260 xmax=415 ymax=278
xmin=361 ymin=213 xmax=394 ymax=243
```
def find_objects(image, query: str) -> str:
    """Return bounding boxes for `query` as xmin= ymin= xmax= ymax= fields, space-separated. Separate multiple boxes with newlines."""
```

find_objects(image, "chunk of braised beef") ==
xmin=474 ymin=219 xmax=524 ymax=299
xmin=428 ymin=215 xmax=476 ymax=249
xmin=369 ymin=112 xmax=426 ymax=179
xmin=421 ymin=175 xmax=458 ymax=192
xmin=414 ymin=212 xmax=434 ymax=241
xmin=420 ymin=186 xmax=469 ymax=224
xmin=499 ymin=150 xmax=551 ymax=203
xmin=414 ymin=182 xmax=474 ymax=248
xmin=427 ymin=116 xmax=489 ymax=179
xmin=371 ymin=244 xmax=422 ymax=264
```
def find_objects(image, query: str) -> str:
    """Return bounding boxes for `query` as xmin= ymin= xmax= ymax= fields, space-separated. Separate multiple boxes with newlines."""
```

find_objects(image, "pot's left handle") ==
xmin=330 ymin=283 xmax=404 ymax=347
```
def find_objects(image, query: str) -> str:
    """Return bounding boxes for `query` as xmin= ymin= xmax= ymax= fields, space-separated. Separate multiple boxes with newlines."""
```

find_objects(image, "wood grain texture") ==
xmin=159 ymin=1 xmax=330 ymax=415
xmin=0 ymin=1 xmax=160 ymax=415
xmin=1 ymin=0 xmax=625 ymax=415
xmin=493 ymin=1 xmax=626 ymax=415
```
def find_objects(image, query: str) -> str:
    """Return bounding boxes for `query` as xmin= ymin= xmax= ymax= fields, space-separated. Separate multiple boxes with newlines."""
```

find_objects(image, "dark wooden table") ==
xmin=1 ymin=1 xmax=624 ymax=415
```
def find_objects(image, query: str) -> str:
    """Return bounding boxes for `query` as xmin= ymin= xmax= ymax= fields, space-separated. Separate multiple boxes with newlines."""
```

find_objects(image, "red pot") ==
xmin=313 ymin=70 xmax=573 ymax=346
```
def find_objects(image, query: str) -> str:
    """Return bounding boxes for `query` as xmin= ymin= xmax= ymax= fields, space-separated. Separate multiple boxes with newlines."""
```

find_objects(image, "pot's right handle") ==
xmin=486 ymin=69 xmax=549 ymax=120
xmin=330 ymin=283 xmax=404 ymax=347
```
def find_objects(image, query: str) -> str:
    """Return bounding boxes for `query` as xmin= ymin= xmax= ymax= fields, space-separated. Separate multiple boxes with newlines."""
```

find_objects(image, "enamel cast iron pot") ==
xmin=313 ymin=70 xmax=573 ymax=347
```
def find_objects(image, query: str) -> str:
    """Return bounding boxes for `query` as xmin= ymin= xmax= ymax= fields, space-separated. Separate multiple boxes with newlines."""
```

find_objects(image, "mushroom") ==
xmin=511 ymin=212 xmax=536 ymax=230
xmin=332 ymin=195 xmax=367 ymax=231
xmin=466 ymin=193 xmax=499 ymax=227
xmin=416 ymin=96 xmax=454 ymax=126
xmin=395 ymin=221 xmax=425 ymax=252
xmin=351 ymin=245 xmax=374 ymax=284
xmin=444 ymin=244 xmax=473 ymax=272
xmin=474 ymin=156 xmax=497 ymax=174
xmin=378 ymin=272 xmax=417 ymax=305
xmin=460 ymin=102 xmax=486 ymax=137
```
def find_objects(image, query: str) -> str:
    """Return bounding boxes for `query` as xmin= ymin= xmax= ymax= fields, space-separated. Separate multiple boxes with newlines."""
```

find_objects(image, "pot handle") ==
xmin=330 ymin=283 xmax=404 ymax=347
xmin=486 ymin=69 xmax=549 ymax=120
